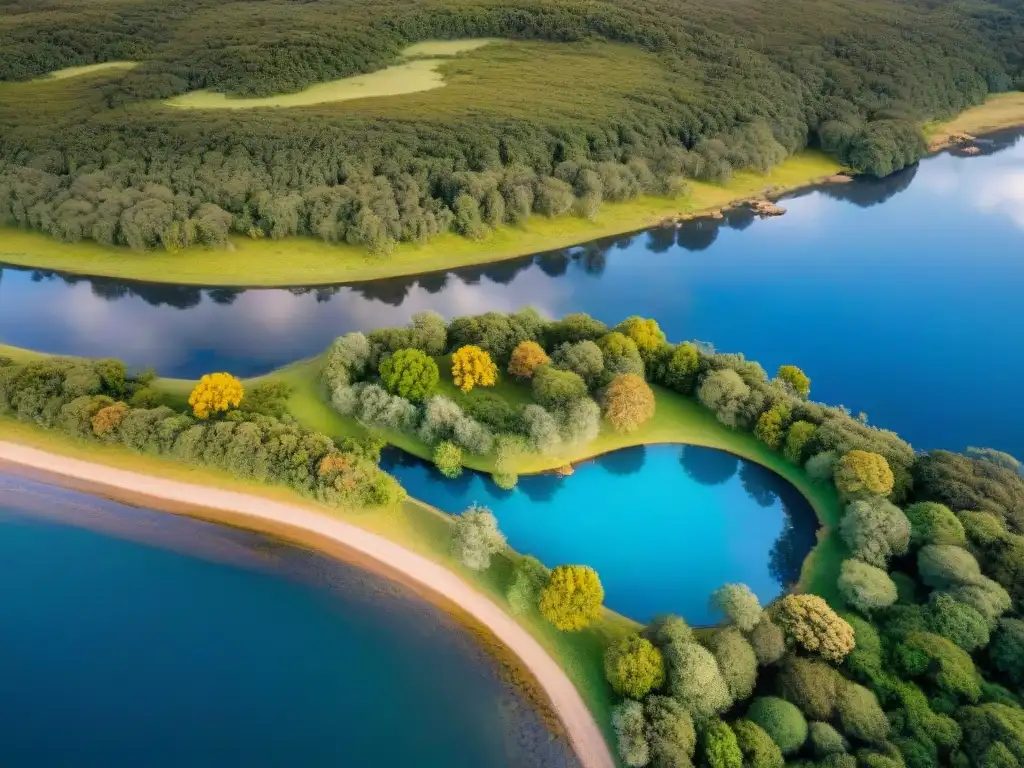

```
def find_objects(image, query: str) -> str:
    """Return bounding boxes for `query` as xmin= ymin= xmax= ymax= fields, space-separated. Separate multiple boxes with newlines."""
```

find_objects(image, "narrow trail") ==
xmin=0 ymin=441 xmax=616 ymax=768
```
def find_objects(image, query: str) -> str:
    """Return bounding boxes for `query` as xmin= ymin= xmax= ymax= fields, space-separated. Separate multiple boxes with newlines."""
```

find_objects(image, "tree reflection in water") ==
xmin=679 ymin=445 xmax=739 ymax=485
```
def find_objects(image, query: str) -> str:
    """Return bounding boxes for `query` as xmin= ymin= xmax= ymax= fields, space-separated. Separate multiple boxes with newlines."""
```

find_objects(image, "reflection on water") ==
xmin=1 ymin=131 xmax=1023 ymax=456
xmin=0 ymin=474 xmax=579 ymax=768
xmin=381 ymin=444 xmax=819 ymax=624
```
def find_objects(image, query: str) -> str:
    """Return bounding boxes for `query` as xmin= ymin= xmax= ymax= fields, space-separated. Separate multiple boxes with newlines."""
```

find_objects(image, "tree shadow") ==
xmin=678 ymin=445 xmax=738 ymax=485
xmin=595 ymin=446 xmax=647 ymax=476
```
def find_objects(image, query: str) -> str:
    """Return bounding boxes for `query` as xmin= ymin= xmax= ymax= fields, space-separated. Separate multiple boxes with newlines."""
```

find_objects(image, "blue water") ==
xmin=0 ymin=474 xmax=578 ymax=768
xmin=382 ymin=445 xmax=819 ymax=625
xmin=2 ymin=133 xmax=1022 ymax=456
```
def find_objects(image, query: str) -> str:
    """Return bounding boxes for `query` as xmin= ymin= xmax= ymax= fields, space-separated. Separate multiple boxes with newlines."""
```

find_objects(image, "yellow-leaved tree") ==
xmin=451 ymin=345 xmax=497 ymax=393
xmin=189 ymin=372 xmax=244 ymax=419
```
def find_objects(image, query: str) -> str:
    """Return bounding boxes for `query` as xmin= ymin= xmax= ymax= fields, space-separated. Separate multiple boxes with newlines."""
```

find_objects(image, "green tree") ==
xmin=616 ymin=316 xmax=667 ymax=356
xmin=506 ymin=555 xmax=550 ymax=615
xmin=597 ymin=332 xmax=645 ymax=377
xmin=539 ymin=565 xmax=605 ymax=631
xmin=834 ymin=450 xmax=895 ymax=497
xmin=775 ymin=594 xmax=856 ymax=662
xmin=378 ymin=348 xmax=439 ymax=402
xmin=756 ymin=403 xmax=792 ymax=450
xmin=734 ymin=719 xmax=784 ymax=768
xmin=838 ymin=558 xmax=898 ymax=613
xmin=809 ymin=722 xmax=848 ymax=758
xmin=699 ymin=369 xmax=752 ymax=428
xmin=989 ymin=618 xmax=1024 ymax=687
xmin=776 ymin=364 xmax=811 ymax=398
xmin=711 ymin=583 xmax=763 ymax=631
xmin=836 ymin=682 xmax=889 ymax=744
xmin=532 ymin=365 xmax=588 ymax=408
xmin=433 ymin=440 xmax=463 ymax=478
xmin=898 ymin=632 xmax=981 ymax=703
xmin=645 ymin=696 xmax=696 ymax=767
xmin=746 ymin=697 xmax=808 ymax=755
xmin=905 ymin=501 xmax=966 ymax=549
xmin=926 ymin=593 xmax=990 ymax=652
xmin=748 ymin=617 xmax=787 ymax=666
xmin=839 ymin=497 xmax=911 ymax=568
xmin=551 ymin=340 xmax=604 ymax=387
xmin=918 ymin=544 xmax=984 ymax=589
xmin=451 ymin=505 xmax=506 ymax=571
xmin=777 ymin=657 xmax=842 ymax=720
xmin=604 ymin=634 xmax=665 ymax=698
xmin=612 ymin=700 xmax=649 ymax=768
xmin=664 ymin=641 xmax=733 ymax=720
xmin=709 ymin=627 xmax=758 ymax=700
xmin=704 ymin=720 xmax=743 ymax=768
xmin=784 ymin=420 xmax=817 ymax=463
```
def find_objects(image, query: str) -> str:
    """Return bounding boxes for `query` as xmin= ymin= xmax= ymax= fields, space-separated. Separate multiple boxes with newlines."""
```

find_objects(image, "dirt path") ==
xmin=0 ymin=442 xmax=616 ymax=768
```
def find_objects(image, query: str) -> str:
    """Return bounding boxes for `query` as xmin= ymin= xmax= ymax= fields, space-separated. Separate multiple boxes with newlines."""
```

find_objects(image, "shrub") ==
xmin=840 ymin=497 xmax=911 ymax=567
xmin=188 ymin=372 xmax=244 ymax=418
xmin=775 ymin=594 xmax=856 ymax=662
xmin=777 ymin=364 xmax=811 ymax=399
xmin=810 ymin=722 xmax=848 ymax=757
xmin=834 ymin=450 xmax=895 ymax=498
xmin=506 ymin=556 xmax=550 ymax=615
xmin=552 ymin=340 xmax=604 ymax=386
xmin=746 ymin=696 xmax=808 ymax=755
xmin=733 ymin=718 xmax=785 ymax=768
xmin=558 ymin=397 xmax=602 ymax=446
xmin=532 ymin=365 xmax=588 ymax=408
xmin=545 ymin=313 xmax=609 ymax=348
xmin=644 ymin=614 xmax=695 ymax=651
xmin=836 ymin=682 xmax=889 ymax=744
xmin=843 ymin=613 xmax=883 ymax=679
xmin=644 ymin=696 xmax=696 ymax=767
xmin=711 ymin=583 xmax=763 ymax=631
xmin=989 ymin=618 xmax=1024 ymax=687
xmin=612 ymin=700 xmax=650 ymax=768
xmin=616 ymin=316 xmax=666 ymax=356
xmin=948 ymin=578 xmax=1011 ymax=627
xmin=777 ymin=657 xmax=842 ymax=720
xmin=899 ymin=632 xmax=981 ymax=703
xmin=539 ymin=565 xmax=604 ymax=631
xmin=451 ymin=345 xmax=498 ymax=393
xmin=508 ymin=340 xmax=550 ymax=379
xmin=461 ymin=392 xmax=521 ymax=433
xmin=838 ymin=559 xmax=898 ymax=613
xmin=598 ymin=332 xmax=645 ymax=377
xmin=604 ymin=634 xmax=666 ymax=699
xmin=926 ymin=593 xmax=990 ymax=652
xmin=756 ymin=403 xmax=792 ymax=450
xmin=664 ymin=641 xmax=732 ymax=720
xmin=748 ymin=617 xmax=787 ymax=665
xmin=710 ymin=627 xmax=759 ymax=700
xmin=419 ymin=395 xmax=493 ymax=454
xmin=91 ymin=401 xmax=130 ymax=436
xmin=352 ymin=384 xmax=420 ymax=432
xmin=323 ymin=332 xmax=371 ymax=390
xmin=378 ymin=348 xmax=439 ymax=403
xmin=433 ymin=440 xmax=462 ymax=478
xmin=703 ymin=720 xmax=743 ymax=768
xmin=521 ymin=403 xmax=563 ymax=454
xmin=451 ymin=505 xmax=506 ymax=571
xmin=699 ymin=368 xmax=751 ymax=428
xmin=785 ymin=421 xmax=818 ymax=463
xmin=602 ymin=373 xmax=655 ymax=433
xmin=905 ymin=502 xmax=966 ymax=549
xmin=918 ymin=545 xmax=983 ymax=589
xmin=806 ymin=451 xmax=840 ymax=481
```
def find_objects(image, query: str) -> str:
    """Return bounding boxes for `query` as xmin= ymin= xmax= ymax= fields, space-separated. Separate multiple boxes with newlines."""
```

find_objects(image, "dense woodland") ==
xmin=0 ymin=0 xmax=1022 ymax=253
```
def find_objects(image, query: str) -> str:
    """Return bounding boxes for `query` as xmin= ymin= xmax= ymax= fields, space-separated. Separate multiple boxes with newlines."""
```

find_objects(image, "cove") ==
xmin=0 ymin=474 xmax=579 ymax=768
xmin=382 ymin=444 xmax=820 ymax=625
xmin=2 ymin=131 xmax=1022 ymax=457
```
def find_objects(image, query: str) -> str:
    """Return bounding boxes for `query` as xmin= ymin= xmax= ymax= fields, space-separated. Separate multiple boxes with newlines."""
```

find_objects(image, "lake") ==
xmin=1 ymin=132 xmax=1022 ymax=457
xmin=0 ymin=473 xmax=579 ymax=768
xmin=382 ymin=444 xmax=820 ymax=625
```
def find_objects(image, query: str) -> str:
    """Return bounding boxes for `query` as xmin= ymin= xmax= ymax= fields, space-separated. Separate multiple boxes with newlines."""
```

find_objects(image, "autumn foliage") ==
xmin=91 ymin=402 xmax=130 ymax=436
xmin=451 ymin=345 xmax=498 ymax=393
xmin=602 ymin=373 xmax=656 ymax=433
xmin=188 ymin=372 xmax=244 ymax=418
xmin=834 ymin=450 xmax=895 ymax=498
xmin=540 ymin=565 xmax=605 ymax=630
xmin=774 ymin=594 xmax=856 ymax=663
xmin=508 ymin=340 xmax=551 ymax=379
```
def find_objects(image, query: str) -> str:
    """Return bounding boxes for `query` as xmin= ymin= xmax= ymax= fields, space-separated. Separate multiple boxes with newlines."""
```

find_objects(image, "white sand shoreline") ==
xmin=0 ymin=441 xmax=615 ymax=768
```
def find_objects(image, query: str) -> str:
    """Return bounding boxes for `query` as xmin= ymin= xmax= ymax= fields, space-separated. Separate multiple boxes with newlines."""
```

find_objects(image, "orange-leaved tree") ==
xmin=508 ymin=340 xmax=550 ymax=379
xmin=451 ymin=345 xmax=498 ymax=393
xmin=602 ymin=373 xmax=655 ymax=433
xmin=189 ymin=372 xmax=244 ymax=419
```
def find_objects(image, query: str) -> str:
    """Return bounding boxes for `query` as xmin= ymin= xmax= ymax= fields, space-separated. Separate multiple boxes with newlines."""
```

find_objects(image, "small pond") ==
xmin=382 ymin=444 xmax=820 ymax=625
xmin=0 ymin=474 xmax=578 ymax=768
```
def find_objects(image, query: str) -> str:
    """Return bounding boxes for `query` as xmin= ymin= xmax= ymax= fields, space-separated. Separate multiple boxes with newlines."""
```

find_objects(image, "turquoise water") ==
xmin=0 ymin=474 xmax=579 ymax=768
xmin=383 ymin=445 xmax=819 ymax=625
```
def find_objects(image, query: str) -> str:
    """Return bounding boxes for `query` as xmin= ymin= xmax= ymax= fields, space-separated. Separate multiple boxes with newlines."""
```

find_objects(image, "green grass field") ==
xmin=0 ymin=151 xmax=843 ymax=286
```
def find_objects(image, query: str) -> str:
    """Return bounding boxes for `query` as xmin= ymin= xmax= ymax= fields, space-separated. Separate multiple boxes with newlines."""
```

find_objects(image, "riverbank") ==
xmin=0 ymin=433 xmax=621 ymax=768
xmin=0 ymin=152 xmax=842 ymax=286
xmin=925 ymin=92 xmax=1024 ymax=151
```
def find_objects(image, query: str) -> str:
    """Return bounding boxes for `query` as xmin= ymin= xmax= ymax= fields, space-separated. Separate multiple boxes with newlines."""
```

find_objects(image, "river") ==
xmin=2 ymin=133 xmax=1021 ymax=456
xmin=0 ymin=473 xmax=579 ymax=768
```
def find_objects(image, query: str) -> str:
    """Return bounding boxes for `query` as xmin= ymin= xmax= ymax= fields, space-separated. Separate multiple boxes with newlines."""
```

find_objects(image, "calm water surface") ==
xmin=383 ymin=444 xmax=819 ymax=625
xmin=1 ymin=133 xmax=1022 ymax=455
xmin=0 ymin=474 xmax=578 ymax=768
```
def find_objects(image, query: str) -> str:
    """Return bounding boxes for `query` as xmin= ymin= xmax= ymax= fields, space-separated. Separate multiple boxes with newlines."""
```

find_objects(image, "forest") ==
xmin=1 ymin=0 xmax=1022 ymax=254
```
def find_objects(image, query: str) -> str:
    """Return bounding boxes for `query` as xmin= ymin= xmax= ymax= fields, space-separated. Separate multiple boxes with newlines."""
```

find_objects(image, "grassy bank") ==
xmin=0 ymin=152 xmax=842 ymax=286
xmin=926 ymin=92 xmax=1024 ymax=148
xmin=0 ymin=416 xmax=635 ymax=745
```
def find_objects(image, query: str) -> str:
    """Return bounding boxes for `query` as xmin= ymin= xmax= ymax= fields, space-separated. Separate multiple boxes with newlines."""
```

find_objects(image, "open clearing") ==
xmin=42 ymin=61 xmax=138 ymax=80
xmin=165 ymin=38 xmax=502 ymax=109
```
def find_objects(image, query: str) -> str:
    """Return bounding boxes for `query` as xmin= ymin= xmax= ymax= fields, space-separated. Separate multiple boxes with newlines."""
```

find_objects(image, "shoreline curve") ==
xmin=0 ymin=440 xmax=616 ymax=768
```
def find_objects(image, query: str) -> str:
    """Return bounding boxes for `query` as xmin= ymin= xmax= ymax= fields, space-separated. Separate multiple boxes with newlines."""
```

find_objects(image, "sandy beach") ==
xmin=0 ymin=440 xmax=616 ymax=768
